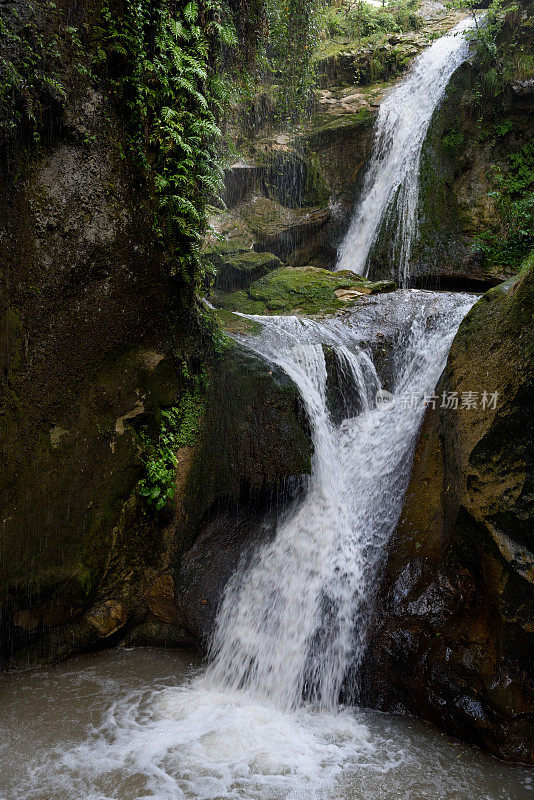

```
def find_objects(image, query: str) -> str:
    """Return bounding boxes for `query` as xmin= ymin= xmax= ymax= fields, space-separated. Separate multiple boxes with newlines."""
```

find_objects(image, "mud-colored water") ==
xmin=0 ymin=649 xmax=531 ymax=800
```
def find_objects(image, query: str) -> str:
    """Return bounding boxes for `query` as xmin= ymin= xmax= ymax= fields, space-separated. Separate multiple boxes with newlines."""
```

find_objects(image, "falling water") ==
xmin=206 ymin=291 xmax=476 ymax=710
xmin=336 ymin=18 xmax=475 ymax=285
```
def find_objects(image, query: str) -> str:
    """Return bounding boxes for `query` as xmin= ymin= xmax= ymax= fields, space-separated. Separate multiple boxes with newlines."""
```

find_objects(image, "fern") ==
xmin=184 ymin=2 xmax=198 ymax=23
xmin=96 ymin=0 xmax=226 ymax=291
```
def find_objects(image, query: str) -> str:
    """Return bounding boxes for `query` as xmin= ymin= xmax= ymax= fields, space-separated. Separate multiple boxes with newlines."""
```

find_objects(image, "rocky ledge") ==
xmin=211 ymin=265 xmax=395 ymax=316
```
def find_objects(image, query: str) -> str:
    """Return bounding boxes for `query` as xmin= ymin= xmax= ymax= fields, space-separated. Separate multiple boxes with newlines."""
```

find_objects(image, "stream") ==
xmin=0 ymin=649 xmax=531 ymax=800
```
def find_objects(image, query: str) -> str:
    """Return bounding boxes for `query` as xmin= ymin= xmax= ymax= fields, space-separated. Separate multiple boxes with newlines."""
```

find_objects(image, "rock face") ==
xmin=0 ymin=0 xmax=312 ymax=668
xmin=207 ymin=104 xmax=377 ymax=271
xmin=173 ymin=344 xmax=313 ymax=645
xmin=360 ymin=255 xmax=534 ymax=763
xmin=205 ymin=247 xmax=283 ymax=292
xmin=0 ymin=58 xmax=186 ymax=663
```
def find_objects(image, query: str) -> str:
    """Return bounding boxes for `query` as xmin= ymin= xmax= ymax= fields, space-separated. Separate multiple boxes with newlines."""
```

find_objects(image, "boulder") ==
xmin=172 ymin=344 xmax=313 ymax=645
xmin=241 ymin=197 xmax=332 ymax=259
xmin=360 ymin=253 xmax=534 ymax=763
xmin=214 ymin=265 xmax=396 ymax=315
xmin=205 ymin=246 xmax=283 ymax=292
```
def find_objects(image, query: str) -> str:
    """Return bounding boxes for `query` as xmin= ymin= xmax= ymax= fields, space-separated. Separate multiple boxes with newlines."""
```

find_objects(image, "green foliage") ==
xmin=94 ymin=0 xmax=230 ymax=286
xmin=0 ymin=0 xmax=85 ymax=143
xmin=138 ymin=375 xmax=207 ymax=511
xmin=442 ymin=128 xmax=465 ymax=153
xmin=321 ymin=0 xmax=422 ymax=40
xmin=267 ymin=0 xmax=324 ymax=119
xmin=447 ymin=0 xmax=520 ymax=105
xmin=474 ymin=138 xmax=534 ymax=270
xmin=219 ymin=0 xmax=328 ymax=129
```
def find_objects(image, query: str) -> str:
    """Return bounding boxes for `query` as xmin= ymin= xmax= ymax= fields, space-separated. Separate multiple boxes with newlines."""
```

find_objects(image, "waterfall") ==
xmin=203 ymin=20 xmax=480 ymax=715
xmin=336 ymin=18 xmax=475 ymax=285
xmin=0 ymin=24 xmax=501 ymax=800
xmin=206 ymin=291 xmax=475 ymax=709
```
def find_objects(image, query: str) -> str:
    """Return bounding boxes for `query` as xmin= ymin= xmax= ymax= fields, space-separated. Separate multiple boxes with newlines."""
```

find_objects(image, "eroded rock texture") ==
xmin=361 ymin=257 xmax=534 ymax=762
xmin=173 ymin=345 xmax=312 ymax=646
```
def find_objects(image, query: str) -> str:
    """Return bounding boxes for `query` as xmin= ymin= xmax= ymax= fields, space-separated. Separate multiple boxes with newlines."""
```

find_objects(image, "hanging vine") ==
xmin=93 ymin=0 xmax=238 ymax=288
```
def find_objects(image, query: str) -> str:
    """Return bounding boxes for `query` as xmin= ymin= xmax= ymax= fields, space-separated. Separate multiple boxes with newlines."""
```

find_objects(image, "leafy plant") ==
xmin=442 ymin=129 xmax=465 ymax=153
xmin=137 ymin=377 xmax=207 ymax=511
xmin=321 ymin=0 xmax=422 ymax=41
xmin=447 ymin=0 xmax=520 ymax=105
xmin=94 ymin=0 xmax=231 ymax=287
xmin=474 ymin=139 xmax=534 ymax=270
xmin=0 ymin=0 xmax=86 ymax=144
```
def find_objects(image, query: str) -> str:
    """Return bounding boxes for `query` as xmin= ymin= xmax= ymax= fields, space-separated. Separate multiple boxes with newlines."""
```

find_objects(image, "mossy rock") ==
xmin=257 ymin=149 xmax=331 ymax=209
xmin=240 ymin=197 xmax=331 ymax=257
xmin=205 ymin=246 xmax=283 ymax=292
xmin=212 ymin=290 xmax=267 ymax=315
xmin=299 ymin=106 xmax=375 ymax=150
xmin=213 ymin=308 xmax=262 ymax=336
xmin=214 ymin=266 xmax=395 ymax=316
xmin=314 ymin=40 xmax=422 ymax=90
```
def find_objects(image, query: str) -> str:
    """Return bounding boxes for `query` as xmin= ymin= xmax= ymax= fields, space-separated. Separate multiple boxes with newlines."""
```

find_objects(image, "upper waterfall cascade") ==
xmin=336 ymin=18 xmax=475 ymax=285
xmin=206 ymin=291 xmax=475 ymax=709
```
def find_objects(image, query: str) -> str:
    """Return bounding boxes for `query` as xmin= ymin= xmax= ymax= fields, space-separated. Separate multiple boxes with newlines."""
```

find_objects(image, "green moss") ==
xmin=205 ymin=247 xmax=283 ymax=291
xmin=214 ymin=309 xmax=262 ymax=335
xmin=518 ymin=247 xmax=534 ymax=275
xmin=215 ymin=265 xmax=395 ymax=316
xmin=303 ymin=151 xmax=331 ymax=207
xmin=214 ymin=290 xmax=267 ymax=315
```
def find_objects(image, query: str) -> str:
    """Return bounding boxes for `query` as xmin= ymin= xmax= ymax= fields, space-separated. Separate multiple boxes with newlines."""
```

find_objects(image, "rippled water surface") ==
xmin=0 ymin=649 xmax=531 ymax=800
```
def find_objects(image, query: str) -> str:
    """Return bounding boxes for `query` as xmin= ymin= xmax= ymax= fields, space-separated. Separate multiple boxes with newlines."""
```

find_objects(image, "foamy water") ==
xmin=0 ymin=649 xmax=531 ymax=800
xmin=206 ymin=291 xmax=475 ymax=709
xmin=1 ymin=23 xmax=528 ymax=799
xmin=2 ymin=294 xmax=529 ymax=800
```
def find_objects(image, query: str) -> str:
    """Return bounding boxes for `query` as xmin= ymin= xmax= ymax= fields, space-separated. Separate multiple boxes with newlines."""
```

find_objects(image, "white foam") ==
xmin=207 ymin=292 xmax=475 ymax=711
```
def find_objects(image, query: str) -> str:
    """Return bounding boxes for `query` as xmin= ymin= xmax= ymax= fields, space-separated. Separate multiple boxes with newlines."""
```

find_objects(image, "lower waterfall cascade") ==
xmin=3 ymin=292 xmax=532 ymax=800
xmin=206 ymin=291 xmax=475 ymax=710
xmin=336 ymin=16 xmax=476 ymax=285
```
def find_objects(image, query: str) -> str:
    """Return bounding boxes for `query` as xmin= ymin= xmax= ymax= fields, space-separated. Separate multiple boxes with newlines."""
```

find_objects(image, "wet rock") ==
xmin=176 ymin=509 xmax=277 ymax=646
xmin=314 ymin=36 xmax=425 ymax=88
xmin=205 ymin=246 xmax=283 ymax=292
xmin=146 ymin=574 xmax=177 ymax=623
xmin=87 ymin=601 xmax=128 ymax=638
xmin=361 ymin=254 xmax=534 ymax=763
xmin=323 ymin=344 xmax=370 ymax=425
xmin=222 ymin=161 xmax=263 ymax=208
xmin=213 ymin=266 xmax=395 ymax=316
xmin=171 ymin=345 xmax=313 ymax=644
xmin=510 ymin=78 xmax=534 ymax=110
xmin=240 ymin=197 xmax=332 ymax=259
